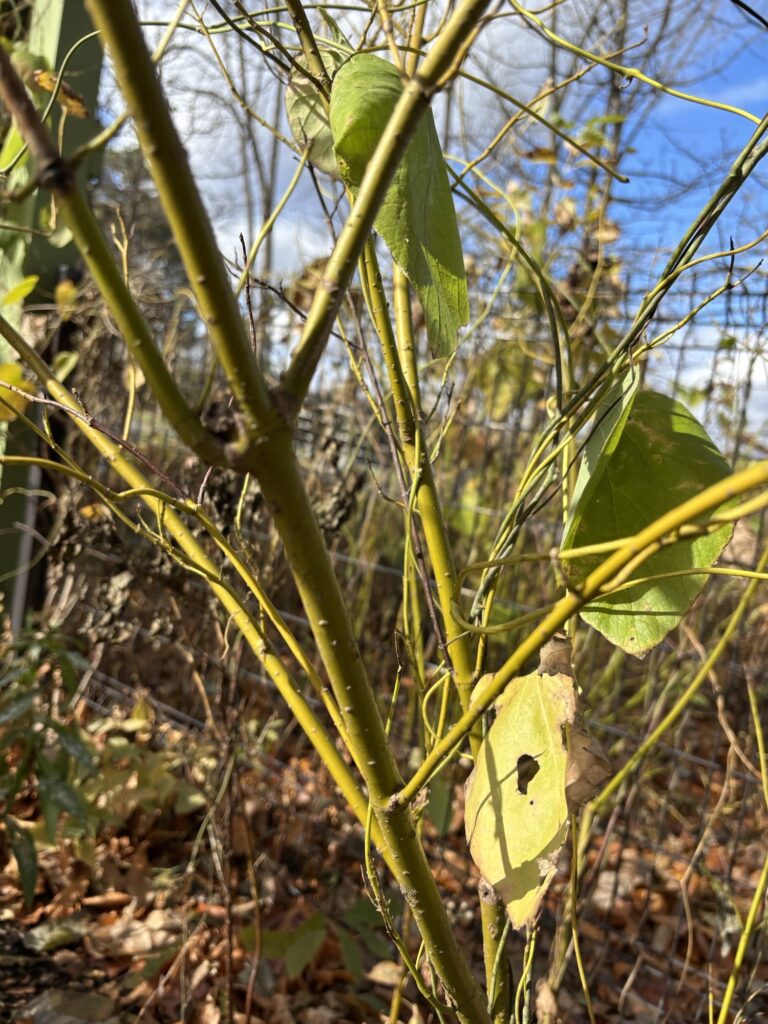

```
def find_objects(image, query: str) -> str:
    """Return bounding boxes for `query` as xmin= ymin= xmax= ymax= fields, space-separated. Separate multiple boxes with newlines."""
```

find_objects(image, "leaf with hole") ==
xmin=562 ymin=389 xmax=733 ymax=656
xmin=464 ymin=670 xmax=576 ymax=929
xmin=330 ymin=53 xmax=469 ymax=356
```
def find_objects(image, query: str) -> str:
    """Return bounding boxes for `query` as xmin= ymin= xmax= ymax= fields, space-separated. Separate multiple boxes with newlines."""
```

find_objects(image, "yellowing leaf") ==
xmin=523 ymin=146 xmax=557 ymax=164
xmin=2 ymin=275 xmax=39 ymax=307
xmin=32 ymin=69 xmax=88 ymax=118
xmin=78 ymin=503 xmax=113 ymax=522
xmin=54 ymin=278 xmax=79 ymax=319
xmin=464 ymin=670 xmax=577 ymax=929
xmin=0 ymin=362 xmax=35 ymax=421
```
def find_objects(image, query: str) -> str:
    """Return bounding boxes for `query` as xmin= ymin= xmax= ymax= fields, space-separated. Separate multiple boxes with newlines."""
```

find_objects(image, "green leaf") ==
xmin=341 ymin=898 xmax=393 ymax=958
xmin=262 ymin=912 xmax=326 ymax=978
xmin=4 ymin=814 xmax=38 ymax=906
xmin=285 ymin=913 xmax=326 ymax=978
xmin=562 ymin=390 xmax=733 ymax=656
xmin=50 ymin=722 xmax=95 ymax=769
xmin=330 ymin=53 xmax=469 ymax=356
xmin=0 ymin=689 xmax=37 ymax=725
xmin=427 ymin=775 xmax=453 ymax=836
xmin=563 ymin=370 xmax=639 ymax=550
xmin=335 ymin=923 xmax=364 ymax=981
xmin=464 ymin=671 xmax=576 ymax=929
xmin=317 ymin=10 xmax=352 ymax=51
xmin=1 ymin=275 xmax=39 ymax=306
xmin=0 ymin=124 xmax=26 ymax=170
xmin=286 ymin=51 xmax=344 ymax=176
xmin=37 ymin=774 xmax=88 ymax=823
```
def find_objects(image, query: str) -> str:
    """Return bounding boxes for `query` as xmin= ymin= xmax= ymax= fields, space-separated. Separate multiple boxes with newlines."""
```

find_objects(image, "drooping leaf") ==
xmin=562 ymin=390 xmax=733 ymax=656
xmin=565 ymin=721 xmax=611 ymax=810
xmin=32 ymin=70 xmax=89 ymax=118
xmin=330 ymin=53 xmax=469 ymax=356
xmin=285 ymin=50 xmax=345 ymax=176
xmin=0 ymin=361 xmax=35 ymax=422
xmin=4 ymin=814 xmax=37 ymax=906
xmin=37 ymin=774 xmax=88 ymax=822
xmin=464 ymin=670 xmax=576 ymax=929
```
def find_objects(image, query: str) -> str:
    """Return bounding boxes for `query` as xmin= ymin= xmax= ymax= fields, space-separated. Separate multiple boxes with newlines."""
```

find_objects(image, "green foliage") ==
xmin=0 ymin=633 xmax=91 ymax=904
xmin=286 ymin=50 xmax=345 ymax=176
xmin=0 ymin=632 xmax=205 ymax=905
xmin=1 ymin=273 xmax=38 ymax=306
xmin=246 ymin=896 xmax=393 ymax=980
xmin=563 ymin=370 xmax=639 ymax=543
xmin=562 ymin=390 xmax=734 ymax=656
xmin=261 ymin=910 xmax=328 ymax=978
xmin=330 ymin=52 xmax=469 ymax=356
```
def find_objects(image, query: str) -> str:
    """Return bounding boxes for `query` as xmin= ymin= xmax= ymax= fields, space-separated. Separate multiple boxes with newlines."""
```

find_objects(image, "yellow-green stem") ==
xmin=85 ymin=0 xmax=278 ymax=443
xmin=280 ymin=0 xmax=495 ymax=408
xmin=0 ymin=315 xmax=389 ymax=868
xmin=370 ymin=257 xmax=509 ymax=1016
xmin=396 ymin=460 xmax=768 ymax=806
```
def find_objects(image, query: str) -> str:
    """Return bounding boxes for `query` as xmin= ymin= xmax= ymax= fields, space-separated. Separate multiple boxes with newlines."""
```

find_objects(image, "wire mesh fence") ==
xmin=17 ymin=257 xmax=768 ymax=1021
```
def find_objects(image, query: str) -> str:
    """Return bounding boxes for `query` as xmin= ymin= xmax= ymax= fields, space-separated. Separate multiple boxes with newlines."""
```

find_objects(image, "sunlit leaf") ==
xmin=54 ymin=278 xmax=79 ymax=319
xmin=32 ymin=69 xmax=88 ymax=117
xmin=52 ymin=350 xmax=79 ymax=383
xmin=22 ymin=916 xmax=87 ymax=952
xmin=0 ymin=124 xmax=26 ymax=169
xmin=562 ymin=390 xmax=733 ymax=656
xmin=563 ymin=370 xmax=639 ymax=548
xmin=523 ymin=146 xmax=557 ymax=163
xmin=0 ymin=362 xmax=35 ymax=421
xmin=2 ymin=275 xmax=39 ymax=306
xmin=330 ymin=53 xmax=469 ymax=356
xmin=465 ymin=670 xmax=576 ymax=929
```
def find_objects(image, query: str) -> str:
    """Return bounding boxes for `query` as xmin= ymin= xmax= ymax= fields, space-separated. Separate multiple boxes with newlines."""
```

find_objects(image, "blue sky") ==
xmin=616 ymin=12 xmax=767 ymax=253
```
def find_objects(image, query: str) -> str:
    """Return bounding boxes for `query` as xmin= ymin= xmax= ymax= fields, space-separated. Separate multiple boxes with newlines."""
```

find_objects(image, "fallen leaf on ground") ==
xmin=10 ymin=989 xmax=118 ymax=1024
xmin=86 ymin=907 xmax=182 ymax=957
